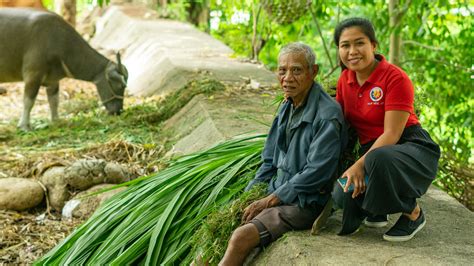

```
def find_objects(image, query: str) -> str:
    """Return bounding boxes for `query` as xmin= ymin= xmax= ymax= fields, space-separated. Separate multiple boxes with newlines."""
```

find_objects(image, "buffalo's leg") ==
xmin=47 ymin=82 xmax=60 ymax=121
xmin=18 ymin=79 xmax=41 ymax=131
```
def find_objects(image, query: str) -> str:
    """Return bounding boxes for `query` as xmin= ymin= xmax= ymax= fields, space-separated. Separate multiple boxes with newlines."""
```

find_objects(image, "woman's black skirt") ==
xmin=359 ymin=124 xmax=441 ymax=214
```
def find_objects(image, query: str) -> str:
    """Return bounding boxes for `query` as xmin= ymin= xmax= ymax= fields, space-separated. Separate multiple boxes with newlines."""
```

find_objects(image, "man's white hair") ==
xmin=278 ymin=42 xmax=317 ymax=71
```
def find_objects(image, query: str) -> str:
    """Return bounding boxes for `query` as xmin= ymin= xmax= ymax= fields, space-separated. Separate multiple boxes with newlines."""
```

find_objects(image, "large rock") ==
xmin=253 ymin=186 xmax=474 ymax=265
xmin=91 ymin=4 xmax=278 ymax=97
xmin=0 ymin=178 xmax=44 ymax=211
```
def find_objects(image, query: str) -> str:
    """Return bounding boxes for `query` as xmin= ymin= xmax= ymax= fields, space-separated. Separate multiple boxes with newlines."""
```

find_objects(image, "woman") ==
xmin=333 ymin=17 xmax=440 ymax=242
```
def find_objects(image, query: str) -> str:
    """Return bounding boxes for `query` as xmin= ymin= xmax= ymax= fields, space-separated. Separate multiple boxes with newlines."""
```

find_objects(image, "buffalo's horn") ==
xmin=116 ymin=52 xmax=123 ymax=74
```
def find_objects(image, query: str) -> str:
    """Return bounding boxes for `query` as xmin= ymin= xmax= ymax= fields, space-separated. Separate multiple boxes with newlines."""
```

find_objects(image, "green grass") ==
xmin=1 ymin=77 xmax=225 ymax=152
xmin=186 ymin=183 xmax=268 ymax=265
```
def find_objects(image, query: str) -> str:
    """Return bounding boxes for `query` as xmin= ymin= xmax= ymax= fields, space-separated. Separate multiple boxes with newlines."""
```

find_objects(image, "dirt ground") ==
xmin=0 ymin=209 xmax=84 ymax=265
xmin=0 ymin=81 xmax=92 ymax=264
xmin=0 ymin=7 xmax=111 ymax=261
xmin=0 ymin=80 xmax=165 ymax=264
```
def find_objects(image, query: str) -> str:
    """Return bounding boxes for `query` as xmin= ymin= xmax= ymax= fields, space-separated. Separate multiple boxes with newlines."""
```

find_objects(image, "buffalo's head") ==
xmin=97 ymin=53 xmax=128 ymax=115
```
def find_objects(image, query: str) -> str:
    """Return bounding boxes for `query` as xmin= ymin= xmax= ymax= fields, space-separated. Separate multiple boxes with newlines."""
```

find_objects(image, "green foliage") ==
xmin=208 ymin=0 xmax=254 ymax=57
xmin=186 ymin=183 xmax=268 ymax=265
xmin=394 ymin=1 xmax=473 ymax=207
xmin=204 ymin=0 xmax=473 ymax=207
xmin=262 ymin=0 xmax=311 ymax=25
xmin=41 ymin=0 xmax=54 ymax=10
xmin=209 ymin=0 xmax=344 ymax=77
xmin=156 ymin=1 xmax=189 ymax=21
xmin=397 ymin=1 xmax=472 ymax=154
xmin=35 ymin=135 xmax=265 ymax=265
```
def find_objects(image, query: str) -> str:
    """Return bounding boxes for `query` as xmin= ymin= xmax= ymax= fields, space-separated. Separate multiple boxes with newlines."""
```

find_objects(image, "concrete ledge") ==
xmin=164 ymin=92 xmax=276 ymax=156
xmin=91 ymin=5 xmax=278 ymax=97
xmin=253 ymin=186 xmax=474 ymax=265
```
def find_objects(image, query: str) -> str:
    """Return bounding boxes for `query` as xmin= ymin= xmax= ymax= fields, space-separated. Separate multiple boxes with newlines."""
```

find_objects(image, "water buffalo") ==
xmin=0 ymin=8 xmax=128 ymax=131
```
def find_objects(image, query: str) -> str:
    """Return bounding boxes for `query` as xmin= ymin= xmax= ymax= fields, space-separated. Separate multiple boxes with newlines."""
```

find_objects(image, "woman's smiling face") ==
xmin=338 ymin=26 xmax=377 ymax=74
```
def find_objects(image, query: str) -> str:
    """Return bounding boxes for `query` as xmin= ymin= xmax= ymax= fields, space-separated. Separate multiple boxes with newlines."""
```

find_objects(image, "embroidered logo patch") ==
xmin=369 ymin=87 xmax=383 ymax=102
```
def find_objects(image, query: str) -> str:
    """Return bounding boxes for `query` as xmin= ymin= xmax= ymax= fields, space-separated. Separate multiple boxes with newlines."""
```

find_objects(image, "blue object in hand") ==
xmin=338 ymin=175 xmax=370 ymax=192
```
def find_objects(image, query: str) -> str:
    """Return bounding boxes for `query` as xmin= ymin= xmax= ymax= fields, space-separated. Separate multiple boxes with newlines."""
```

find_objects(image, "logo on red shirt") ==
xmin=369 ymin=87 xmax=383 ymax=102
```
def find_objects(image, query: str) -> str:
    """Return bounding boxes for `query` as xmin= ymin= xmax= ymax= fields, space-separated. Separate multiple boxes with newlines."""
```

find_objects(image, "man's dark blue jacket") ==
xmin=246 ymin=82 xmax=347 ymax=208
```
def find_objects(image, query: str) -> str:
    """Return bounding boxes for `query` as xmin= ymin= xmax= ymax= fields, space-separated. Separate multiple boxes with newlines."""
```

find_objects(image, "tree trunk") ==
xmin=251 ymin=2 xmax=263 ymax=60
xmin=186 ymin=0 xmax=210 ymax=32
xmin=55 ymin=0 xmax=76 ymax=27
xmin=389 ymin=0 xmax=401 ymax=66
xmin=158 ymin=0 xmax=167 ymax=8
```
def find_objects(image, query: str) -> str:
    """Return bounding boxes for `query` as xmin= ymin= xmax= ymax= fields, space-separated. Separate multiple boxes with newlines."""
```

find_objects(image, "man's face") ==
xmin=278 ymin=52 xmax=317 ymax=105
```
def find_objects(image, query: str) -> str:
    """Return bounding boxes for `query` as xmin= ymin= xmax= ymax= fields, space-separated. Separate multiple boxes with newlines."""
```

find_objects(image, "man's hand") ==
xmin=242 ymin=194 xmax=280 ymax=224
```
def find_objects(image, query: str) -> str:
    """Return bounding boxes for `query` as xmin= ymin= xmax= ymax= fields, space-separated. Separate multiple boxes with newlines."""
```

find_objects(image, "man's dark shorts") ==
xmin=250 ymin=204 xmax=323 ymax=246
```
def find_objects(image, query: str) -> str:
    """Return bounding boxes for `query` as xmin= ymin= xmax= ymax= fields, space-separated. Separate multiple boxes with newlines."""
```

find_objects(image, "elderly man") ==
xmin=219 ymin=43 xmax=346 ymax=265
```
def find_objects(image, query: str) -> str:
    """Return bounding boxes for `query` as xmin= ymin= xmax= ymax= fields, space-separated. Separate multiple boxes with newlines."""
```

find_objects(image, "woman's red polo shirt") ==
xmin=336 ymin=55 xmax=419 ymax=144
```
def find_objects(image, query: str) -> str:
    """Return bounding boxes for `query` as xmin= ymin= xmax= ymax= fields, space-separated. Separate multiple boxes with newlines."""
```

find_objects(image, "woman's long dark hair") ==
xmin=334 ymin=17 xmax=378 ymax=70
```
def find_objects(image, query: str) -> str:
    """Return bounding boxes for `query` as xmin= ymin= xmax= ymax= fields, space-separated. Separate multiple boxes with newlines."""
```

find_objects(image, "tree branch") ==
xmin=323 ymin=65 xmax=340 ymax=80
xmin=402 ymin=40 xmax=444 ymax=51
xmin=393 ymin=0 xmax=413 ymax=29
xmin=399 ymin=58 xmax=469 ymax=71
xmin=309 ymin=6 xmax=334 ymax=68
xmin=251 ymin=2 xmax=263 ymax=60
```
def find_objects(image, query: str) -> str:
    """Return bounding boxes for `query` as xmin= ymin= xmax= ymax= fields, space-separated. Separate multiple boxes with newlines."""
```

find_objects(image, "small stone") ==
xmin=250 ymin=79 xmax=261 ymax=89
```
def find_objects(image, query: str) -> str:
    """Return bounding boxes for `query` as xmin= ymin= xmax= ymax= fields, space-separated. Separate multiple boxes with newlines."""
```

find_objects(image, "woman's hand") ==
xmin=341 ymin=160 xmax=366 ymax=199
xmin=242 ymin=194 xmax=280 ymax=223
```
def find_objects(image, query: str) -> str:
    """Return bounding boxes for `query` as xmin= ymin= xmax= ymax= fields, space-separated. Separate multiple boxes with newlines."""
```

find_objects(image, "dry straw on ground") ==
xmin=0 ymin=209 xmax=84 ymax=265
xmin=0 ymin=80 xmax=168 ymax=263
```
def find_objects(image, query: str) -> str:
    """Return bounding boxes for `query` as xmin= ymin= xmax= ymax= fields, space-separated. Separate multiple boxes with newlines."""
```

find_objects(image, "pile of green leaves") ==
xmin=35 ymin=135 xmax=266 ymax=265
xmin=185 ymin=183 xmax=268 ymax=265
